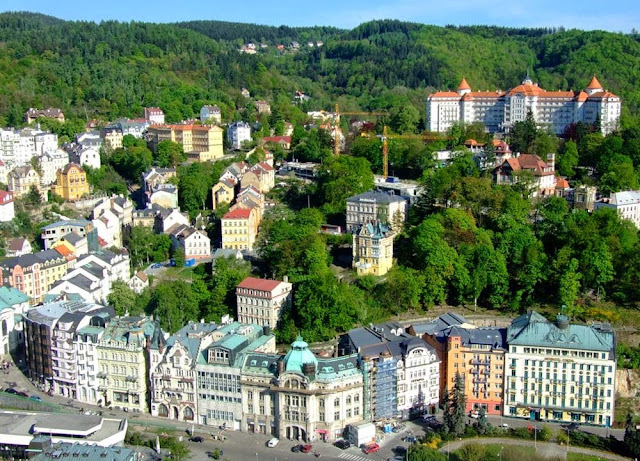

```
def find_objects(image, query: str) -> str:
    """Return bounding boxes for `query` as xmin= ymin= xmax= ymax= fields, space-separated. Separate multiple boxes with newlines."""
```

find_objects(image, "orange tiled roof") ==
xmin=457 ymin=77 xmax=471 ymax=91
xmin=586 ymin=75 xmax=603 ymax=90
xmin=237 ymin=277 xmax=284 ymax=292
xmin=223 ymin=208 xmax=251 ymax=219
xmin=555 ymin=177 xmax=570 ymax=189
xmin=430 ymin=91 xmax=460 ymax=98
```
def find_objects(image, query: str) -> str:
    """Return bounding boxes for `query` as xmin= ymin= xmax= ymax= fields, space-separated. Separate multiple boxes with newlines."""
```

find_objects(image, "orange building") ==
xmin=54 ymin=163 xmax=89 ymax=201
xmin=420 ymin=314 xmax=507 ymax=416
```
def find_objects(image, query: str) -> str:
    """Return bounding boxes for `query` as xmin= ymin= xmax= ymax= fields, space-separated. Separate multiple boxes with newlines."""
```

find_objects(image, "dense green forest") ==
xmin=1 ymin=12 xmax=640 ymax=128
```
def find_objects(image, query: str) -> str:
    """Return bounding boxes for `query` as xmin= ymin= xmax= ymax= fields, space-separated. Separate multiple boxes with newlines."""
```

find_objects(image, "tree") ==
xmin=155 ymin=140 xmax=185 ymax=167
xmin=107 ymin=280 xmax=138 ymax=316
xmin=476 ymin=407 xmax=487 ymax=435
xmin=148 ymin=281 xmax=199 ymax=333
xmin=26 ymin=185 xmax=42 ymax=206
xmin=559 ymin=258 xmax=581 ymax=317
xmin=625 ymin=413 xmax=640 ymax=458
xmin=442 ymin=372 xmax=466 ymax=436
xmin=509 ymin=110 xmax=538 ymax=153
xmin=557 ymin=140 xmax=579 ymax=177
xmin=458 ymin=443 xmax=486 ymax=461
xmin=408 ymin=445 xmax=447 ymax=461
xmin=317 ymin=156 xmax=374 ymax=219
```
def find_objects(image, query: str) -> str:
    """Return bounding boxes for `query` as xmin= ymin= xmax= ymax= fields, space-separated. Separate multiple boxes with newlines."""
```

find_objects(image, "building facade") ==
xmin=0 ymin=250 xmax=69 ymax=303
xmin=0 ymin=190 xmax=15 ymax=223
xmin=54 ymin=163 xmax=89 ymax=201
xmin=346 ymin=190 xmax=408 ymax=233
xmin=236 ymin=277 xmax=293 ymax=329
xmin=595 ymin=190 xmax=640 ymax=228
xmin=221 ymin=207 xmax=260 ymax=251
xmin=352 ymin=221 xmax=394 ymax=276
xmin=504 ymin=312 xmax=616 ymax=427
xmin=227 ymin=122 xmax=252 ymax=150
xmin=427 ymin=76 xmax=621 ymax=135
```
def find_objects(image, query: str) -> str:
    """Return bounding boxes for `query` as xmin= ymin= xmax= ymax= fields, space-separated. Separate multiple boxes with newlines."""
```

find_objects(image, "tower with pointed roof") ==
xmin=585 ymin=75 xmax=603 ymax=96
xmin=457 ymin=77 xmax=472 ymax=96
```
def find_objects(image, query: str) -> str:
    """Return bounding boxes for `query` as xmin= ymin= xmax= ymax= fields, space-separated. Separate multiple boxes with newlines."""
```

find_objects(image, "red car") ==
xmin=363 ymin=443 xmax=380 ymax=454
xmin=301 ymin=444 xmax=313 ymax=453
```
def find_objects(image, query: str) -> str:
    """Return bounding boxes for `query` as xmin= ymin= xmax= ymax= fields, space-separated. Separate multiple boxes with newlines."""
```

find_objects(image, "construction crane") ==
xmin=332 ymin=104 xmax=388 ymax=156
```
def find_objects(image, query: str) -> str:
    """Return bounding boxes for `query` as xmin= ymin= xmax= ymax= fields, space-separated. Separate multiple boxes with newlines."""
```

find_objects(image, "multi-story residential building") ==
xmin=340 ymin=323 xmax=440 ymax=420
xmin=352 ymin=221 xmax=394 ymax=276
xmin=0 ymin=286 xmax=29 ymax=355
xmin=211 ymin=178 xmax=237 ymax=210
xmin=241 ymin=162 xmax=275 ymax=193
xmin=240 ymin=336 xmax=363 ymax=441
xmin=256 ymin=100 xmax=271 ymax=115
xmin=23 ymin=300 xmax=107 ymax=386
xmin=0 ymin=159 xmax=8 ymax=184
xmin=227 ymin=122 xmax=252 ymax=150
xmin=38 ymin=149 xmax=69 ymax=185
xmin=168 ymin=225 xmax=211 ymax=259
xmin=595 ymin=190 xmax=640 ymax=228
xmin=150 ymin=321 xmax=219 ymax=422
xmin=147 ymin=124 xmax=224 ymax=161
xmin=346 ymin=190 xmax=408 ymax=233
xmin=196 ymin=322 xmax=276 ymax=430
xmin=0 ymin=250 xmax=69 ymax=302
xmin=75 ymin=321 xmax=110 ymax=404
xmin=427 ymin=75 xmax=621 ymax=135
xmin=5 ymin=238 xmax=31 ymax=257
xmin=142 ymin=167 xmax=176 ymax=194
xmin=8 ymin=165 xmax=45 ymax=200
xmin=144 ymin=107 xmax=165 ymax=125
xmin=76 ymin=131 xmax=103 ymax=150
xmin=92 ymin=208 xmax=122 ymax=247
xmin=504 ymin=311 xmax=616 ymax=426
xmin=97 ymin=315 xmax=164 ymax=413
xmin=221 ymin=207 xmax=260 ymax=251
xmin=50 ymin=306 xmax=114 ymax=399
xmin=154 ymin=207 xmax=190 ymax=234
xmin=74 ymin=146 xmax=101 ymax=170
xmin=101 ymin=127 xmax=123 ymax=151
xmin=93 ymin=195 xmax=134 ymax=229
xmin=41 ymin=219 xmax=97 ymax=251
xmin=421 ymin=315 xmax=507 ymax=415
xmin=107 ymin=118 xmax=150 ymax=139
xmin=0 ymin=190 xmax=14 ymax=223
xmin=200 ymin=105 xmax=222 ymax=124
xmin=236 ymin=277 xmax=293 ymax=329
xmin=24 ymin=107 xmax=65 ymax=124
xmin=53 ymin=163 xmax=89 ymax=202
xmin=493 ymin=153 xmax=557 ymax=198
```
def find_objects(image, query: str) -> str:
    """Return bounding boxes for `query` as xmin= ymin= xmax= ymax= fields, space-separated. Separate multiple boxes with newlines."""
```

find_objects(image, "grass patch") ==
xmin=566 ymin=454 xmax=610 ymax=461
xmin=452 ymin=444 xmax=563 ymax=461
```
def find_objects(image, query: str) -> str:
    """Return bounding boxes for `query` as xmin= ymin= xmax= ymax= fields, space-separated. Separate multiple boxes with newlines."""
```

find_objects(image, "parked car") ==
xmin=301 ymin=445 xmax=313 ymax=453
xmin=394 ymin=446 xmax=407 ymax=455
xmin=363 ymin=443 xmax=380 ymax=454
xmin=267 ymin=438 xmax=279 ymax=448
xmin=470 ymin=411 xmax=480 ymax=419
xmin=189 ymin=436 xmax=204 ymax=443
xmin=17 ymin=391 xmax=28 ymax=397
xmin=29 ymin=395 xmax=42 ymax=402
xmin=334 ymin=440 xmax=351 ymax=450
xmin=291 ymin=445 xmax=303 ymax=452
xmin=402 ymin=436 xmax=417 ymax=444
xmin=4 ymin=388 xmax=18 ymax=395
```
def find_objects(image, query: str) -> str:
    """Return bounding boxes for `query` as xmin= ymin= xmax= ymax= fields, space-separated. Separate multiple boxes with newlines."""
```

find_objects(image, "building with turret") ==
xmin=427 ymin=75 xmax=621 ymax=135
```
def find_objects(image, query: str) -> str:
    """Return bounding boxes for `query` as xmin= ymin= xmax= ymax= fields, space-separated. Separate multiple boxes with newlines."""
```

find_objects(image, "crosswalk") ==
xmin=338 ymin=453 xmax=371 ymax=461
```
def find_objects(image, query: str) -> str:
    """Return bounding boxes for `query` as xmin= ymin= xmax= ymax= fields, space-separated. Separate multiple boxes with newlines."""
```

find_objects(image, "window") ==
xmin=334 ymin=411 xmax=340 ymax=421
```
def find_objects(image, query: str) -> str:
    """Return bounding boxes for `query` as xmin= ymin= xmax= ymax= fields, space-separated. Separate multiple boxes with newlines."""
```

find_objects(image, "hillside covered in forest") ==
xmin=1 ymin=12 xmax=639 ymax=127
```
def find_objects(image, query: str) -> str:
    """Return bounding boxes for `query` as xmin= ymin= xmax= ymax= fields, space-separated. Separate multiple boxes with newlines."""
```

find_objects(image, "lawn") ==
xmin=566 ymin=454 xmax=611 ymax=461
xmin=452 ymin=444 xmax=563 ymax=461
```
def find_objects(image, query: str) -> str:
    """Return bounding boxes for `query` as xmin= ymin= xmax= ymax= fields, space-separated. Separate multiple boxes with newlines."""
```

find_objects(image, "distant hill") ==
xmin=0 ymin=13 xmax=638 ymax=126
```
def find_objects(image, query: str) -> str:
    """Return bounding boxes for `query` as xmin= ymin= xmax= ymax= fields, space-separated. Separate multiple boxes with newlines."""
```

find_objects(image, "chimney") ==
xmin=547 ymin=153 xmax=555 ymax=172
xmin=283 ymin=275 xmax=289 ymax=283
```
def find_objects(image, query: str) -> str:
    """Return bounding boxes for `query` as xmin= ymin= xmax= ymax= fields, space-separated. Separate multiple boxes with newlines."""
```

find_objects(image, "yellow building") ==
xmin=97 ymin=316 xmax=164 ymax=413
xmin=8 ymin=165 xmax=45 ymax=200
xmin=54 ymin=163 xmax=89 ymax=201
xmin=148 ymin=124 xmax=223 ymax=162
xmin=221 ymin=206 xmax=260 ymax=251
xmin=352 ymin=221 xmax=394 ymax=276
xmin=211 ymin=178 xmax=236 ymax=210
xmin=103 ymin=129 xmax=123 ymax=151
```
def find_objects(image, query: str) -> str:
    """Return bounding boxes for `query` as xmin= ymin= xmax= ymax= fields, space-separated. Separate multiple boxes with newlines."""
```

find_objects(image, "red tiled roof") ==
xmin=429 ymin=91 xmax=460 ymax=98
xmin=587 ymin=91 xmax=618 ymax=99
xmin=457 ymin=77 xmax=471 ymax=91
xmin=97 ymin=236 xmax=108 ymax=247
xmin=7 ymin=238 xmax=26 ymax=251
xmin=503 ymin=154 xmax=554 ymax=176
xmin=555 ymin=177 xmax=570 ymax=189
xmin=222 ymin=208 xmax=251 ymax=219
xmin=237 ymin=277 xmax=284 ymax=292
xmin=0 ymin=190 xmax=13 ymax=204
xmin=136 ymin=271 xmax=148 ymax=282
xmin=54 ymin=245 xmax=73 ymax=257
xmin=262 ymin=136 xmax=291 ymax=143
xmin=586 ymin=75 xmax=602 ymax=90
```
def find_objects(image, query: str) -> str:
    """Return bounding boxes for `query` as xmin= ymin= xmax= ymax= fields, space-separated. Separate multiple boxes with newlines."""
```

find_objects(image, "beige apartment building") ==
xmin=148 ymin=124 xmax=223 ymax=162
xmin=236 ymin=277 xmax=293 ymax=329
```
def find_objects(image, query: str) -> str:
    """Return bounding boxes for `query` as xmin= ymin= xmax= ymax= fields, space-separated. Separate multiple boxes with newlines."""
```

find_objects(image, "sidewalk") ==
xmin=439 ymin=437 xmax=631 ymax=460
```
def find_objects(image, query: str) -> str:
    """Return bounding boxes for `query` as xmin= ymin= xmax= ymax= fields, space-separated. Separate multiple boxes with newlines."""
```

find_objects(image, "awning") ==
xmin=316 ymin=429 xmax=328 ymax=434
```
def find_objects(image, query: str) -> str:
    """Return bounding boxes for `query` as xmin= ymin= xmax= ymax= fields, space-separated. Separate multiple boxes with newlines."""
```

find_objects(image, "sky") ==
xmin=4 ymin=0 xmax=639 ymax=32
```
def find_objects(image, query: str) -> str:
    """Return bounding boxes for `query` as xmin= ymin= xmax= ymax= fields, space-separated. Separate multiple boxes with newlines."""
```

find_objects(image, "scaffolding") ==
xmin=374 ymin=355 xmax=397 ymax=420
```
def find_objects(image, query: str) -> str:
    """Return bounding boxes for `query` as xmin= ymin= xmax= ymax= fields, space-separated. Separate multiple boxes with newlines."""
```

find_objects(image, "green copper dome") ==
xmin=284 ymin=335 xmax=318 ymax=373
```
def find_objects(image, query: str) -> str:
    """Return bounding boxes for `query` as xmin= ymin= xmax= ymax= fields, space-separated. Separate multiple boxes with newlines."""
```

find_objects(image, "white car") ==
xmin=267 ymin=438 xmax=279 ymax=448
xmin=470 ymin=412 xmax=480 ymax=419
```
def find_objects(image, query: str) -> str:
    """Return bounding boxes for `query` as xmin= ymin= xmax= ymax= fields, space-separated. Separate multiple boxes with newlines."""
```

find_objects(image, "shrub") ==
xmin=458 ymin=443 xmax=486 ymax=461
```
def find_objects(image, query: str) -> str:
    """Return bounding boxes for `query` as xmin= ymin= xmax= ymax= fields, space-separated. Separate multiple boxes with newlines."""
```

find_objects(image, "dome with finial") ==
xmin=283 ymin=335 xmax=318 ymax=374
xmin=586 ymin=75 xmax=603 ymax=90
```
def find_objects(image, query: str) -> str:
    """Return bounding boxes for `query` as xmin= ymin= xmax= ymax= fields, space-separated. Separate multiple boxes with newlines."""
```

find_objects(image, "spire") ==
xmin=586 ymin=75 xmax=603 ymax=90
xmin=457 ymin=77 xmax=471 ymax=91
xmin=523 ymin=69 xmax=533 ymax=85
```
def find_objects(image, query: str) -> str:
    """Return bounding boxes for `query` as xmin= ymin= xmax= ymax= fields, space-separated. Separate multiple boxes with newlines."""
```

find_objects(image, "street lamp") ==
xmin=534 ymin=424 xmax=537 ymax=448
xmin=499 ymin=446 xmax=504 ymax=461
xmin=255 ymin=453 xmax=259 ymax=461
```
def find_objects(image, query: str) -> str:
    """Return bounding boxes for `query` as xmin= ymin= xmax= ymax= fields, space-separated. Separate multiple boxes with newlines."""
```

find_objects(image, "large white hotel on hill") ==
xmin=426 ymin=75 xmax=620 ymax=135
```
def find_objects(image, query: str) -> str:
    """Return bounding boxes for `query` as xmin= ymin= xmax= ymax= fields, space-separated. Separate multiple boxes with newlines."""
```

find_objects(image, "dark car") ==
xmin=334 ymin=440 xmax=351 ymax=450
xmin=566 ymin=423 xmax=580 ymax=432
xmin=189 ymin=436 xmax=204 ymax=443
xmin=17 ymin=391 xmax=28 ymax=397
xmin=394 ymin=446 xmax=407 ymax=455
xmin=402 ymin=436 xmax=417 ymax=444
xmin=301 ymin=444 xmax=313 ymax=453
xmin=4 ymin=388 xmax=18 ymax=395
xmin=291 ymin=445 xmax=303 ymax=453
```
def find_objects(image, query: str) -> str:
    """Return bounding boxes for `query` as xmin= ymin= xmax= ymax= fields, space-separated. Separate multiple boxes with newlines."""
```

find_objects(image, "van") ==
xmin=267 ymin=438 xmax=279 ymax=448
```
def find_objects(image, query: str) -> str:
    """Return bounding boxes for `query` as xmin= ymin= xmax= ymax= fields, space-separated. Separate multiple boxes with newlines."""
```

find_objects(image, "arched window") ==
xmin=158 ymin=404 xmax=169 ymax=417
xmin=183 ymin=406 xmax=194 ymax=421
xmin=1 ymin=320 xmax=7 ymax=337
